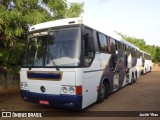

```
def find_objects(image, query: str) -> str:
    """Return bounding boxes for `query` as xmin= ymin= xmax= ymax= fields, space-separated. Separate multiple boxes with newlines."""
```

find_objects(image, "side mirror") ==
xmin=84 ymin=57 xmax=92 ymax=67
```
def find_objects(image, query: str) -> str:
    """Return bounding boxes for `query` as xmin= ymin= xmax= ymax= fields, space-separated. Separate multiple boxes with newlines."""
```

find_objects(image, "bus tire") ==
xmin=133 ymin=72 xmax=137 ymax=83
xmin=97 ymin=81 xmax=108 ymax=103
xmin=141 ymin=70 xmax=143 ymax=75
xmin=129 ymin=74 xmax=134 ymax=85
xmin=149 ymin=67 xmax=152 ymax=72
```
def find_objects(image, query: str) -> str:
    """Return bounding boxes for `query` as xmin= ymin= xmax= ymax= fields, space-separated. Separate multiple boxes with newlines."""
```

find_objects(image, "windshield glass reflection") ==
xmin=23 ymin=27 xmax=81 ymax=67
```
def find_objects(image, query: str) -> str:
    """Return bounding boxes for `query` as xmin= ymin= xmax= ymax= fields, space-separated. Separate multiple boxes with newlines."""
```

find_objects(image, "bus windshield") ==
xmin=23 ymin=27 xmax=81 ymax=67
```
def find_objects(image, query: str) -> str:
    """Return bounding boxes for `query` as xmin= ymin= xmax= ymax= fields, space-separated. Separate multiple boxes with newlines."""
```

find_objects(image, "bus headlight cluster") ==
xmin=20 ymin=82 xmax=28 ymax=90
xmin=61 ymin=86 xmax=75 ymax=95
xmin=62 ymin=86 xmax=68 ymax=93
xmin=69 ymin=87 xmax=75 ymax=94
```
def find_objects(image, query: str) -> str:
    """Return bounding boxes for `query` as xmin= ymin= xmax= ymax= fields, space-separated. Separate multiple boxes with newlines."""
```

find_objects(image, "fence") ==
xmin=0 ymin=67 xmax=20 ymax=95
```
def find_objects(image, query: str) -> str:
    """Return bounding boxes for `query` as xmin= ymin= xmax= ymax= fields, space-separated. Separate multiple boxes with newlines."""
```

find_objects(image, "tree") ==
xmin=118 ymin=32 xmax=160 ymax=62
xmin=66 ymin=2 xmax=84 ymax=18
xmin=0 ymin=0 xmax=84 ymax=68
xmin=155 ymin=47 xmax=160 ymax=62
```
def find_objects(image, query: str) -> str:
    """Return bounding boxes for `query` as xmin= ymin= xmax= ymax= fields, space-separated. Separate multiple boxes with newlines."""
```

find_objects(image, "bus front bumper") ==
xmin=20 ymin=90 xmax=82 ymax=110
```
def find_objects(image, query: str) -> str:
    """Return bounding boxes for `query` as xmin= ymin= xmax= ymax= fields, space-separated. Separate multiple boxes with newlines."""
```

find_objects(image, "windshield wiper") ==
xmin=47 ymin=30 xmax=60 ymax=71
xmin=51 ymin=59 xmax=60 ymax=71
xmin=48 ymin=52 xmax=60 ymax=71
xmin=28 ymin=58 xmax=39 ymax=70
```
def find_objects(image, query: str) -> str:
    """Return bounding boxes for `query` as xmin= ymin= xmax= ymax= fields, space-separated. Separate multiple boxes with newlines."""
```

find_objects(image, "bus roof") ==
xmin=29 ymin=18 xmax=122 ymax=41
xmin=140 ymin=50 xmax=151 ymax=55
xmin=120 ymin=39 xmax=139 ymax=50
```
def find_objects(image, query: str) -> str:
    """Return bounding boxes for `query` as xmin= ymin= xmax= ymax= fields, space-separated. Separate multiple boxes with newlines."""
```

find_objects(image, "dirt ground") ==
xmin=0 ymin=66 xmax=160 ymax=120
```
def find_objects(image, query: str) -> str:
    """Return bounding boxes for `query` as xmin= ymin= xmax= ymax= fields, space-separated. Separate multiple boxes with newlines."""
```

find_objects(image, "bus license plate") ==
xmin=39 ymin=100 xmax=49 ymax=105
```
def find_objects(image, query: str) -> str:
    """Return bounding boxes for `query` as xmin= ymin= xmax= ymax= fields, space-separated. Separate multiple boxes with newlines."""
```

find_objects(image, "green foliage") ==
xmin=0 ymin=0 xmax=84 ymax=70
xmin=0 ymin=40 xmax=25 ymax=67
xmin=46 ymin=0 xmax=67 ymax=19
xmin=118 ymin=33 xmax=160 ymax=62
xmin=66 ymin=2 xmax=84 ymax=18
xmin=154 ymin=47 xmax=160 ymax=62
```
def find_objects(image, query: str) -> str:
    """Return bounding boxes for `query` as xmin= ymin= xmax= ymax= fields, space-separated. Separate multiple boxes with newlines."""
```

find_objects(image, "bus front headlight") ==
xmin=20 ymin=82 xmax=28 ymax=90
xmin=62 ymin=86 xmax=68 ymax=94
xmin=61 ymin=86 xmax=76 ymax=95
xmin=69 ymin=87 xmax=75 ymax=94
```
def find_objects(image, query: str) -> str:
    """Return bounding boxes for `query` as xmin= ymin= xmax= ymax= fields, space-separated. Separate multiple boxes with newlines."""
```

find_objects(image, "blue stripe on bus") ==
xmin=20 ymin=90 xmax=82 ymax=110
xmin=27 ymin=72 xmax=61 ymax=80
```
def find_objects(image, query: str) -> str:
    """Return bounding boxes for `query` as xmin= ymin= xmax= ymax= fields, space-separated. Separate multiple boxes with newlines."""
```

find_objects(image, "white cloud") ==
xmin=97 ymin=0 xmax=110 ymax=4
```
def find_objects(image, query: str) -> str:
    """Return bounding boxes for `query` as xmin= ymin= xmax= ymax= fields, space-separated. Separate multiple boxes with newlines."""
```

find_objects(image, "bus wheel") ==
xmin=145 ymin=68 xmax=147 ymax=74
xmin=97 ymin=81 xmax=108 ymax=103
xmin=129 ymin=74 xmax=134 ymax=85
xmin=141 ymin=70 xmax=143 ymax=75
xmin=149 ymin=67 xmax=152 ymax=72
xmin=133 ymin=72 xmax=137 ymax=83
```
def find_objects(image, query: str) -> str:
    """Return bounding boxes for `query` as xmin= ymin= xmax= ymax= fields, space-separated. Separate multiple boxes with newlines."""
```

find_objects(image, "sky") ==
xmin=67 ymin=0 xmax=160 ymax=46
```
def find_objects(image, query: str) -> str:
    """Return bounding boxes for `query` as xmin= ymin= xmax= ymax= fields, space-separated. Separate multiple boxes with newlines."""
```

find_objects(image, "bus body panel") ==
xmin=143 ymin=60 xmax=152 ymax=73
xmin=140 ymin=51 xmax=152 ymax=74
xmin=20 ymin=68 xmax=76 ymax=95
xmin=81 ymin=53 xmax=128 ymax=109
xmin=82 ymin=53 xmax=111 ymax=109
xmin=20 ymin=90 xmax=82 ymax=110
xmin=136 ymin=58 xmax=142 ymax=78
xmin=20 ymin=68 xmax=83 ymax=109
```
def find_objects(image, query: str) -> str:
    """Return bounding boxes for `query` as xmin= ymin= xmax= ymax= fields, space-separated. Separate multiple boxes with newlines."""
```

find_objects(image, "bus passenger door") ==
xmin=82 ymin=27 xmax=100 ymax=108
xmin=108 ymin=39 xmax=120 ymax=91
xmin=117 ymin=42 xmax=126 ymax=87
xmin=110 ymin=41 xmax=126 ymax=90
xmin=109 ymin=54 xmax=119 ymax=91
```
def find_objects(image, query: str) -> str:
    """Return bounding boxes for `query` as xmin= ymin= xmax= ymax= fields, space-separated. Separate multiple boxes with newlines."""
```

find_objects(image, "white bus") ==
xmin=20 ymin=18 xmax=141 ymax=110
xmin=120 ymin=39 xmax=142 ymax=84
xmin=140 ymin=51 xmax=152 ymax=74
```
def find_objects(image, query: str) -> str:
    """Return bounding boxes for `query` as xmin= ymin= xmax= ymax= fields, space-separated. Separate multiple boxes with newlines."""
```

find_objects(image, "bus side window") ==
xmin=132 ymin=48 xmax=137 ymax=57
xmin=97 ymin=32 xmax=108 ymax=53
xmin=110 ymin=38 xmax=116 ymax=54
xmin=126 ymin=45 xmax=128 ymax=54
xmin=115 ymin=41 xmax=118 ymax=54
xmin=144 ymin=53 xmax=151 ymax=60
xmin=131 ymin=48 xmax=134 ymax=57
xmin=129 ymin=46 xmax=132 ymax=54
xmin=118 ymin=42 xmax=124 ymax=58
xmin=124 ymin=44 xmax=126 ymax=53
xmin=84 ymin=27 xmax=95 ymax=67
xmin=107 ymin=37 xmax=111 ymax=53
xmin=84 ymin=27 xmax=95 ymax=53
xmin=135 ymin=49 xmax=137 ymax=58
xmin=122 ymin=44 xmax=125 ymax=53
xmin=137 ymin=51 xmax=140 ymax=58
